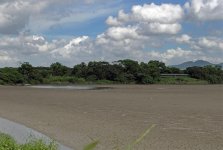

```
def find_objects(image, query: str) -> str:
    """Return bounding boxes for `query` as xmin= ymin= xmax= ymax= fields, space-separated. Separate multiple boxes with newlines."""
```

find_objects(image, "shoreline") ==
xmin=0 ymin=117 xmax=72 ymax=150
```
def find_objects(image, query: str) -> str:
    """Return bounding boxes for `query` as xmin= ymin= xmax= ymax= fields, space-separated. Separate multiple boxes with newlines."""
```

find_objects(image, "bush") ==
xmin=141 ymin=75 xmax=154 ymax=84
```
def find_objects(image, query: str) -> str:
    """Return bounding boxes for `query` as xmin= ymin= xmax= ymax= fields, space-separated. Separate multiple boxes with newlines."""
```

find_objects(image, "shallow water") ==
xmin=0 ymin=117 xmax=72 ymax=150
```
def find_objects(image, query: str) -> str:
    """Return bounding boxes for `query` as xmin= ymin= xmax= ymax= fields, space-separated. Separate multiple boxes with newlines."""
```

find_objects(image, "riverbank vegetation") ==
xmin=0 ymin=59 xmax=222 ymax=85
xmin=0 ymin=133 xmax=57 ymax=150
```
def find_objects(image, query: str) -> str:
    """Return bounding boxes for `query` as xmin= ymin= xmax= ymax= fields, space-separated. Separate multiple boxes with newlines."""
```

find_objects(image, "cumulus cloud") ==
xmin=64 ymin=36 xmax=89 ymax=49
xmin=51 ymin=36 xmax=92 ymax=58
xmin=176 ymin=34 xmax=192 ymax=43
xmin=0 ymin=35 xmax=93 ymax=66
xmin=148 ymin=48 xmax=194 ymax=63
xmin=106 ymin=3 xmax=184 ymax=25
xmin=0 ymin=34 xmax=222 ymax=66
xmin=106 ymin=16 xmax=123 ymax=26
xmin=106 ymin=26 xmax=144 ymax=40
xmin=0 ymin=1 xmax=38 ymax=34
xmin=140 ymin=23 xmax=182 ymax=35
xmin=197 ymin=37 xmax=223 ymax=51
xmin=94 ymin=2 xmax=186 ymax=63
xmin=0 ymin=51 xmax=13 ymax=61
xmin=185 ymin=0 xmax=223 ymax=21
xmin=106 ymin=3 xmax=184 ymax=35
xmin=131 ymin=3 xmax=184 ymax=24
xmin=106 ymin=10 xmax=129 ymax=26
xmin=0 ymin=50 xmax=18 ymax=67
xmin=0 ymin=35 xmax=57 ymax=55
xmin=175 ymin=35 xmax=223 ymax=52
xmin=92 ymin=2 xmax=189 ymax=65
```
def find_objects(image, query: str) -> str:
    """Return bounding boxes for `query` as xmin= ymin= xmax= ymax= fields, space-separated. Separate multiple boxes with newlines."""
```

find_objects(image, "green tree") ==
xmin=0 ymin=68 xmax=24 ymax=84
xmin=87 ymin=61 xmax=110 ymax=80
xmin=147 ymin=60 xmax=164 ymax=80
xmin=186 ymin=65 xmax=223 ymax=84
xmin=118 ymin=59 xmax=140 ymax=82
xmin=18 ymin=62 xmax=36 ymax=82
xmin=50 ymin=62 xmax=68 ymax=76
xmin=106 ymin=63 xmax=124 ymax=81
xmin=72 ymin=62 xmax=88 ymax=78
xmin=118 ymin=59 xmax=139 ymax=75
xmin=18 ymin=62 xmax=44 ymax=84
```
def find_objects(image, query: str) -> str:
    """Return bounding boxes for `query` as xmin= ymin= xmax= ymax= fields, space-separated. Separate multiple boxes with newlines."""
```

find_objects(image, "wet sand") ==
xmin=0 ymin=85 xmax=222 ymax=150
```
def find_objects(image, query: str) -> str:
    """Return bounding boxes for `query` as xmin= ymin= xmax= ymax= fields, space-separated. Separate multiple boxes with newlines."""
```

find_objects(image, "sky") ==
xmin=0 ymin=0 xmax=223 ymax=67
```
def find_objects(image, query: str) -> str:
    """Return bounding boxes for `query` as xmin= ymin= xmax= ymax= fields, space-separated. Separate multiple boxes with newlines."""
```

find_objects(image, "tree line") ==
xmin=0 ymin=59 xmax=222 ymax=85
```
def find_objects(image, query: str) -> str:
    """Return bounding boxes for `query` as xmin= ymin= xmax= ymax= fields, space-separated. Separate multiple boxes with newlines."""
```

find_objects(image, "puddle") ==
xmin=0 ymin=117 xmax=72 ymax=150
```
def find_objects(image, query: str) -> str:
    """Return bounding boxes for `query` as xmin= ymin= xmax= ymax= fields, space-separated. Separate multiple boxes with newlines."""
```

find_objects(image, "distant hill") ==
xmin=172 ymin=60 xmax=223 ymax=70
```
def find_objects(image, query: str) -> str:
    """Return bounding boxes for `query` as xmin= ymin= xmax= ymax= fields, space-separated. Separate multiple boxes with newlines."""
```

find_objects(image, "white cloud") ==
xmin=96 ymin=33 xmax=146 ymax=59
xmin=141 ymin=23 xmax=182 ymax=35
xmin=176 ymin=34 xmax=191 ymax=43
xmin=197 ymin=37 xmax=223 ymax=51
xmin=185 ymin=0 xmax=223 ymax=21
xmin=106 ymin=10 xmax=130 ymax=26
xmin=0 ymin=50 xmax=18 ymax=67
xmin=51 ymin=36 xmax=92 ymax=58
xmin=148 ymin=48 xmax=195 ymax=63
xmin=0 ymin=35 xmax=58 ymax=56
xmin=199 ymin=37 xmax=218 ymax=47
xmin=106 ymin=26 xmax=143 ymax=40
xmin=106 ymin=16 xmax=123 ymax=26
xmin=106 ymin=2 xmax=184 ymax=38
xmin=64 ymin=36 xmax=89 ymax=49
xmin=0 ymin=51 xmax=12 ymax=61
xmin=0 ymin=34 xmax=222 ymax=66
xmin=0 ymin=1 xmax=35 ymax=34
xmin=175 ymin=35 xmax=223 ymax=53
xmin=160 ymin=48 xmax=193 ymax=60
xmin=131 ymin=3 xmax=184 ymax=24
xmin=42 ymin=0 xmax=223 ymax=65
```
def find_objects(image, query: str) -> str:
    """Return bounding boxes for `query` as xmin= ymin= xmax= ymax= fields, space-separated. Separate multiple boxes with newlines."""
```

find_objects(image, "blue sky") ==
xmin=44 ymin=0 xmax=188 ymax=38
xmin=0 ymin=0 xmax=222 ymax=67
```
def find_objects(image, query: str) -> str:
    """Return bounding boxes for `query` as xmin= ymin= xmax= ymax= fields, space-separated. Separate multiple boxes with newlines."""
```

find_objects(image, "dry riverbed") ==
xmin=0 ymin=85 xmax=222 ymax=150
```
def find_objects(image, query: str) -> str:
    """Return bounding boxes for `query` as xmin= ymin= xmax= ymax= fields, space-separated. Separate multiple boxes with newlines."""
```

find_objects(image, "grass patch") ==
xmin=0 ymin=133 xmax=58 ymax=150
xmin=158 ymin=76 xmax=208 ymax=84
xmin=83 ymin=141 xmax=99 ymax=150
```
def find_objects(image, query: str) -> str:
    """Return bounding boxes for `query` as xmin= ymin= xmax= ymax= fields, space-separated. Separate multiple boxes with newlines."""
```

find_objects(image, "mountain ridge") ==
xmin=172 ymin=60 xmax=223 ymax=70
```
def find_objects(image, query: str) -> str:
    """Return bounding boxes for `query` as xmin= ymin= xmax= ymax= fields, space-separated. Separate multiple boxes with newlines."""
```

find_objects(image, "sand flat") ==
xmin=0 ymin=85 xmax=223 ymax=149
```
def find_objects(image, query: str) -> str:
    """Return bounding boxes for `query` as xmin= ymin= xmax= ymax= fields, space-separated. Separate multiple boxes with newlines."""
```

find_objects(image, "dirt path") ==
xmin=0 ymin=85 xmax=222 ymax=150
